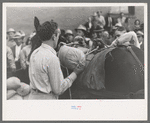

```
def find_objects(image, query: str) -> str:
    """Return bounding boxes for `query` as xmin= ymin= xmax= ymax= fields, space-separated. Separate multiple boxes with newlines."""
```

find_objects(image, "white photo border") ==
xmin=3 ymin=3 xmax=148 ymax=121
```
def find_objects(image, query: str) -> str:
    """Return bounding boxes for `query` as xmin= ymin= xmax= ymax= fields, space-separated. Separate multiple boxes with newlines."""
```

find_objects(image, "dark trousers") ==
xmin=7 ymin=68 xmax=13 ymax=79
xmin=13 ymin=60 xmax=30 ymax=84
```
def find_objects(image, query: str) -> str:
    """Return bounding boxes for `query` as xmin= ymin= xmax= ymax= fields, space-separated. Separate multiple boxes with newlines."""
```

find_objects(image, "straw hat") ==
xmin=18 ymin=30 xmax=25 ymax=37
xmin=12 ymin=32 xmax=22 ymax=39
xmin=7 ymin=28 xmax=15 ymax=34
xmin=112 ymin=23 xmax=123 ymax=30
xmin=136 ymin=31 xmax=144 ymax=37
xmin=74 ymin=36 xmax=84 ymax=41
xmin=93 ymin=25 xmax=104 ymax=32
xmin=75 ymin=25 xmax=86 ymax=32
xmin=65 ymin=30 xmax=73 ymax=36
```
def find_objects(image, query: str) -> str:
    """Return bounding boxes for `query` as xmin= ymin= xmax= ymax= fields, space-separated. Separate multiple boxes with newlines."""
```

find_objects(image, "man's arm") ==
xmin=7 ymin=47 xmax=16 ymax=72
xmin=47 ymin=57 xmax=77 ymax=95
xmin=20 ymin=48 xmax=27 ymax=70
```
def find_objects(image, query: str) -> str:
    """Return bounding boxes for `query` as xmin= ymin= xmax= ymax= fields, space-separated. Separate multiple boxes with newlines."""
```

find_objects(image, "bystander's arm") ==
xmin=20 ymin=49 xmax=27 ymax=70
xmin=7 ymin=46 xmax=16 ymax=72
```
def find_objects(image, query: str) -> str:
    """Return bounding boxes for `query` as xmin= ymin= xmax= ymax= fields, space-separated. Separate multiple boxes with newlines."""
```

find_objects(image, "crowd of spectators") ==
xmin=6 ymin=10 xmax=144 ymax=85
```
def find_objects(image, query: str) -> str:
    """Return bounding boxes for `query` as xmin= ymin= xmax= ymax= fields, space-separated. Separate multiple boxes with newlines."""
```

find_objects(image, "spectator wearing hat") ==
xmin=111 ymin=23 xmax=123 ymax=37
xmin=93 ymin=25 xmax=105 ymax=39
xmin=75 ymin=25 xmax=93 ymax=52
xmin=28 ymin=17 xmax=85 ymax=100
xmin=103 ymin=31 xmax=111 ymax=45
xmin=104 ymin=12 xmax=115 ymax=35
xmin=64 ymin=30 xmax=74 ymax=43
xmin=11 ymin=32 xmax=25 ymax=70
xmin=97 ymin=11 xmax=106 ymax=28
xmin=7 ymin=28 xmax=16 ymax=48
xmin=7 ymin=46 xmax=16 ymax=78
xmin=117 ymin=12 xmax=126 ymax=27
xmin=18 ymin=30 xmax=26 ymax=45
xmin=136 ymin=30 xmax=144 ymax=51
xmin=133 ymin=19 xmax=141 ymax=32
xmin=92 ymin=25 xmax=109 ymax=48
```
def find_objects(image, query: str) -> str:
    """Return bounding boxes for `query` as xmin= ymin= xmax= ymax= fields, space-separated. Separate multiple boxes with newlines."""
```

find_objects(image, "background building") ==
xmin=7 ymin=6 xmax=144 ymax=36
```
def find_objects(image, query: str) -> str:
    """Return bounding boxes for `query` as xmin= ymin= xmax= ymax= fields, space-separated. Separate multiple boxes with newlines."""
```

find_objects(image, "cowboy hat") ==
xmin=65 ymin=30 xmax=74 ymax=36
xmin=93 ymin=25 xmax=104 ymax=32
xmin=18 ymin=30 xmax=25 ymax=37
xmin=7 ymin=28 xmax=15 ymax=34
xmin=12 ymin=32 xmax=22 ymax=39
xmin=136 ymin=31 xmax=144 ymax=37
xmin=112 ymin=23 xmax=123 ymax=30
xmin=75 ymin=25 xmax=87 ymax=32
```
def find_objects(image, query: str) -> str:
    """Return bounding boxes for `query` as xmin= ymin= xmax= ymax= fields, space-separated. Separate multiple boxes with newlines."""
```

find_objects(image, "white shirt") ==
xmin=97 ymin=16 xmax=106 ymax=27
xmin=111 ymin=31 xmax=140 ymax=49
xmin=89 ymin=22 xmax=92 ymax=29
xmin=15 ymin=44 xmax=22 ymax=61
xmin=29 ymin=43 xmax=77 ymax=97
xmin=108 ymin=17 xmax=112 ymax=27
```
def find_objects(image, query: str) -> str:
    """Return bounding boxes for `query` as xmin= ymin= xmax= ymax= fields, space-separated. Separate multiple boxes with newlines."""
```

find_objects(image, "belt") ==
xmin=32 ymin=88 xmax=47 ymax=94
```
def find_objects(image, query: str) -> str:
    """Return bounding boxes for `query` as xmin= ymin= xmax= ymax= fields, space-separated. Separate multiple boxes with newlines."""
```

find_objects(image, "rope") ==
xmin=66 ymin=68 xmax=72 ymax=99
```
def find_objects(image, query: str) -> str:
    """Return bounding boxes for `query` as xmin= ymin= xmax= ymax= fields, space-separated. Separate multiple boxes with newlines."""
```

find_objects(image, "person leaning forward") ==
xmin=28 ymin=17 xmax=85 ymax=100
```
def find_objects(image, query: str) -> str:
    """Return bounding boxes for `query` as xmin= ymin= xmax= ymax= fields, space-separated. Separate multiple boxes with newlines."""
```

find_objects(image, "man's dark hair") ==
xmin=34 ymin=17 xmax=58 ymax=42
xmin=37 ymin=21 xmax=58 ymax=42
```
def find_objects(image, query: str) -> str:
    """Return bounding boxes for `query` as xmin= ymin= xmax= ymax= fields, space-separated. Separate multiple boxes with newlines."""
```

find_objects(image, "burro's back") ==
xmin=71 ymin=45 xmax=144 ymax=99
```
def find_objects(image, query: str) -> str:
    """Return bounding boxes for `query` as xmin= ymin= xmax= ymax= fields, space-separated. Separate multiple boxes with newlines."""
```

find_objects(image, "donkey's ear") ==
xmin=34 ymin=16 xmax=40 ymax=31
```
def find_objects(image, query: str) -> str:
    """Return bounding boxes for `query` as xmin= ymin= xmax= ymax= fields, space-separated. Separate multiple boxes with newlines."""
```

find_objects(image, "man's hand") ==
xmin=73 ymin=61 xmax=86 ymax=75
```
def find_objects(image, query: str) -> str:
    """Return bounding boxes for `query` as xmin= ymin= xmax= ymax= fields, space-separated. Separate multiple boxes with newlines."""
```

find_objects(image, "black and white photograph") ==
xmin=3 ymin=3 xmax=148 ymax=120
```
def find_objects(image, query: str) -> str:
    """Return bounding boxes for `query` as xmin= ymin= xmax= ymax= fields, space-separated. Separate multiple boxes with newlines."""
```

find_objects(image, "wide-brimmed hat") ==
xmin=18 ymin=30 xmax=25 ymax=37
xmin=65 ymin=30 xmax=74 ymax=36
xmin=136 ymin=31 xmax=144 ymax=37
xmin=112 ymin=23 xmax=123 ymax=30
xmin=93 ymin=25 xmax=104 ymax=32
xmin=12 ymin=32 xmax=22 ymax=39
xmin=7 ymin=28 xmax=15 ymax=34
xmin=74 ymin=36 xmax=84 ymax=41
xmin=75 ymin=25 xmax=86 ymax=32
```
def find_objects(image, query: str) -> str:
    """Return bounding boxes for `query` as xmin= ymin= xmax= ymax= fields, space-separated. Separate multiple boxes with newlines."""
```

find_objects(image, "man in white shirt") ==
xmin=11 ymin=32 xmax=25 ymax=70
xmin=28 ymin=17 xmax=85 ymax=100
xmin=117 ymin=12 xmax=126 ymax=27
xmin=97 ymin=11 xmax=106 ymax=28
xmin=7 ymin=28 xmax=16 ymax=48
